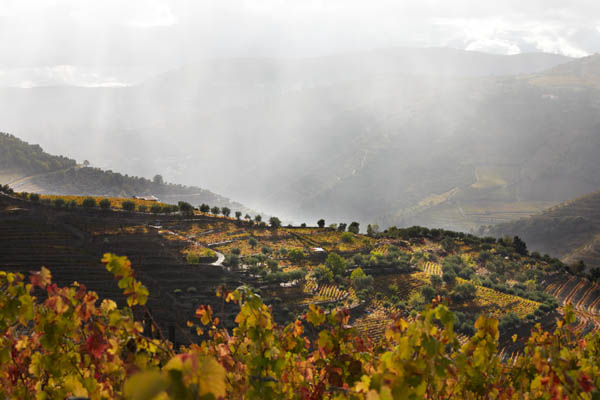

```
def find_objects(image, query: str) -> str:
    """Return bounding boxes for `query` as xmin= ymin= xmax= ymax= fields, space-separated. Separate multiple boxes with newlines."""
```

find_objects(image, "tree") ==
xmin=153 ymin=174 xmax=164 ymax=185
xmin=337 ymin=223 xmax=347 ymax=232
xmin=235 ymin=211 xmax=242 ymax=220
xmin=348 ymin=222 xmax=360 ymax=234
xmin=312 ymin=265 xmax=333 ymax=284
xmin=367 ymin=224 xmax=380 ymax=236
xmin=99 ymin=199 xmax=111 ymax=209
xmin=150 ymin=204 xmax=162 ymax=213
xmin=220 ymin=207 xmax=230 ymax=217
xmin=177 ymin=201 xmax=194 ymax=216
xmin=571 ymin=260 xmax=586 ymax=275
xmin=442 ymin=270 xmax=457 ymax=287
xmin=199 ymin=203 xmax=210 ymax=213
xmin=121 ymin=200 xmax=136 ymax=212
xmin=269 ymin=217 xmax=281 ymax=228
xmin=288 ymin=249 xmax=305 ymax=263
xmin=82 ymin=197 xmax=97 ymax=208
xmin=325 ymin=253 xmax=347 ymax=277
xmin=451 ymin=283 xmax=476 ymax=303
xmin=441 ymin=237 xmax=456 ymax=252
xmin=248 ymin=238 xmax=258 ymax=248
xmin=317 ymin=219 xmax=325 ymax=228
xmin=29 ymin=193 xmax=40 ymax=203
xmin=513 ymin=236 xmax=528 ymax=256
xmin=244 ymin=214 xmax=252 ymax=221
xmin=254 ymin=215 xmax=262 ymax=224
xmin=211 ymin=206 xmax=221 ymax=215
xmin=420 ymin=285 xmax=436 ymax=303
xmin=430 ymin=275 xmax=443 ymax=289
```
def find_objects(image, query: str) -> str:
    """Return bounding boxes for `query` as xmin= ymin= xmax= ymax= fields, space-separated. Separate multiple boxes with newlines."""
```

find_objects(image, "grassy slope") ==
xmin=486 ymin=190 xmax=600 ymax=269
xmin=0 ymin=132 xmax=252 ymax=213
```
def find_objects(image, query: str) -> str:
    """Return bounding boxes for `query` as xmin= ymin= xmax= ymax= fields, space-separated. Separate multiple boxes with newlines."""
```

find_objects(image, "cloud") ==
xmin=1 ymin=0 xmax=599 ymax=72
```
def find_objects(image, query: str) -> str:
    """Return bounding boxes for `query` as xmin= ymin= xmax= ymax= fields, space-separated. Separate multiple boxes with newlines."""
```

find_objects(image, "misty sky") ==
xmin=1 ymin=0 xmax=599 ymax=86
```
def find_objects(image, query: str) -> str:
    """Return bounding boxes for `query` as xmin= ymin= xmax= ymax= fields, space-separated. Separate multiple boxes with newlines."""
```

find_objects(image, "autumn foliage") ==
xmin=1 ymin=255 xmax=599 ymax=399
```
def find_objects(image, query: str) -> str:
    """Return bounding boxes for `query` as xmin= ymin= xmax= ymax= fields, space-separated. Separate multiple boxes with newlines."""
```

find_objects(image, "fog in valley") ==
xmin=2 ymin=0 xmax=600 ymax=231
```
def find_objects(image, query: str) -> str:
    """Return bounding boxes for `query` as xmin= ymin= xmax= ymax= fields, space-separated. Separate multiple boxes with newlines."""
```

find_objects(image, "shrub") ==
xmin=186 ymin=253 xmax=200 ymax=264
xmin=82 ymin=197 xmax=97 ymax=208
xmin=288 ymin=249 xmax=305 ymax=263
xmin=178 ymin=201 xmax=194 ymax=216
xmin=121 ymin=200 xmax=136 ymax=212
xmin=53 ymin=198 xmax=65 ymax=208
xmin=99 ymin=199 xmax=111 ymax=209
xmin=312 ymin=265 xmax=333 ymax=284
xmin=325 ymin=253 xmax=347 ymax=277
xmin=341 ymin=232 xmax=353 ymax=243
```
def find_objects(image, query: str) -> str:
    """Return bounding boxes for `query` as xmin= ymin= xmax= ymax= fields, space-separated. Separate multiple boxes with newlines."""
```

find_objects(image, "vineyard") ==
xmin=473 ymin=284 xmax=540 ymax=318
xmin=3 ymin=191 xmax=600 ymax=397
xmin=39 ymin=194 xmax=170 ymax=209
xmin=423 ymin=261 xmax=442 ymax=276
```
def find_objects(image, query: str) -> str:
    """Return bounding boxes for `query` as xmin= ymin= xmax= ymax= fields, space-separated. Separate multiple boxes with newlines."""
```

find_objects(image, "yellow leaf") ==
xmin=196 ymin=357 xmax=227 ymax=398
xmin=100 ymin=299 xmax=117 ymax=314
xmin=124 ymin=371 xmax=168 ymax=400
xmin=64 ymin=375 xmax=88 ymax=398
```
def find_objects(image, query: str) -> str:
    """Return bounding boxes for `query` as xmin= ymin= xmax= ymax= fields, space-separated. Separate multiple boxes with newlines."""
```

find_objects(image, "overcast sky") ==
xmin=1 ymin=0 xmax=599 ymax=85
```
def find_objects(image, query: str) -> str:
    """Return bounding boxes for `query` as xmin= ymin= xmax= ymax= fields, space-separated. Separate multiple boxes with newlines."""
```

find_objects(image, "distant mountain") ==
xmin=0 ymin=48 xmax=590 ymax=228
xmin=484 ymin=190 xmax=600 ymax=270
xmin=0 ymin=132 xmax=252 ymax=213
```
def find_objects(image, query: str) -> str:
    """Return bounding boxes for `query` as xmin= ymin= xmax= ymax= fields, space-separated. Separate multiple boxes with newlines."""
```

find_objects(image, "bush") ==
xmin=354 ymin=275 xmax=374 ymax=290
xmin=312 ymin=265 xmax=333 ymax=284
xmin=186 ymin=253 xmax=200 ymax=264
xmin=451 ymin=283 xmax=476 ymax=303
xmin=178 ymin=201 xmax=194 ymax=216
xmin=341 ymin=232 xmax=353 ymax=243
xmin=99 ymin=199 xmax=111 ymax=209
xmin=150 ymin=204 xmax=162 ymax=213
xmin=325 ymin=253 xmax=347 ymax=276
xmin=121 ymin=200 xmax=136 ymax=212
xmin=52 ymin=198 xmax=65 ymax=208
xmin=67 ymin=200 xmax=77 ymax=209
xmin=82 ymin=197 xmax=97 ymax=208
xmin=288 ymin=249 xmax=305 ymax=263
xmin=29 ymin=193 xmax=40 ymax=203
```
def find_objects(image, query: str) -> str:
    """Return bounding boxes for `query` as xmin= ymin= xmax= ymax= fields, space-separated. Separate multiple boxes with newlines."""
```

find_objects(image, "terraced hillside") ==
xmin=486 ymin=190 xmax=600 ymax=269
xmin=2 ymin=190 xmax=599 ymax=357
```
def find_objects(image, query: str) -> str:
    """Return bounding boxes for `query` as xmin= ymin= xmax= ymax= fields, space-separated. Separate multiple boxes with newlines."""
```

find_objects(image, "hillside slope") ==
xmin=0 ymin=49 xmax=587 ymax=229
xmin=485 ymin=190 xmax=600 ymax=269
xmin=0 ymin=132 xmax=252 ymax=213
